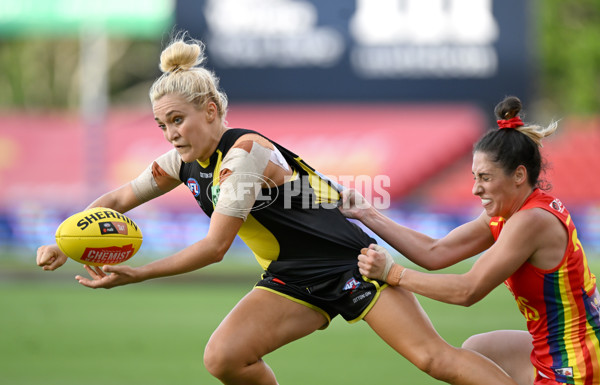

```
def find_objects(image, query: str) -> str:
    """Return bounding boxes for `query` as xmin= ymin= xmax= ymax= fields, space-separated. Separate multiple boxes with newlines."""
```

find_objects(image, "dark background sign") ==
xmin=175 ymin=0 xmax=530 ymax=109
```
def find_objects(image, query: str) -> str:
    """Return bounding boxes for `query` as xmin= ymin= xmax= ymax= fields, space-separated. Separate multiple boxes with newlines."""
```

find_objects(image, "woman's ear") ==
xmin=205 ymin=101 xmax=218 ymax=122
xmin=514 ymin=165 xmax=527 ymax=186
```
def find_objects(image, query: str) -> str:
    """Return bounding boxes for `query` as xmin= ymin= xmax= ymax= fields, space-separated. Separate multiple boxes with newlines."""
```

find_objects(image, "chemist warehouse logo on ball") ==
xmin=204 ymin=173 xmax=391 ymax=213
xmin=81 ymin=245 xmax=135 ymax=265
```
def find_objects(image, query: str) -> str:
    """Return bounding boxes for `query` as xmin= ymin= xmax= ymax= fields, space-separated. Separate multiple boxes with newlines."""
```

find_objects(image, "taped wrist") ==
xmin=386 ymin=264 xmax=406 ymax=286
xmin=370 ymin=244 xmax=395 ymax=281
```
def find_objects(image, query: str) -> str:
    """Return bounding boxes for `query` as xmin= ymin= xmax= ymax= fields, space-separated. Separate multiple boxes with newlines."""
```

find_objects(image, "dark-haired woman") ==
xmin=341 ymin=96 xmax=600 ymax=385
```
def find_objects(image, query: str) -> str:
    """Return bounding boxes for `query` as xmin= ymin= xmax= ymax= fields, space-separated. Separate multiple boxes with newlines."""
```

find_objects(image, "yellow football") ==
xmin=55 ymin=207 xmax=143 ymax=266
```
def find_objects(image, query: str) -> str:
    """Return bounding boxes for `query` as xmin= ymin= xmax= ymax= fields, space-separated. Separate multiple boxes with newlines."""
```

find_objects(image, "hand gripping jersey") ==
xmin=489 ymin=189 xmax=600 ymax=384
xmin=179 ymin=128 xmax=375 ymax=285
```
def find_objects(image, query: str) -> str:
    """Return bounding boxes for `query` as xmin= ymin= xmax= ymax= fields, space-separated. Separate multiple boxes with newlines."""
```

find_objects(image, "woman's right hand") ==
xmin=36 ymin=244 xmax=69 ymax=271
xmin=338 ymin=188 xmax=372 ymax=221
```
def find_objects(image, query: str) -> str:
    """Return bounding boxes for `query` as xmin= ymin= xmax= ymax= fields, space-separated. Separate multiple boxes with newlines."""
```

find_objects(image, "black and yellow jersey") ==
xmin=179 ymin=128 xmax=376 ymax=285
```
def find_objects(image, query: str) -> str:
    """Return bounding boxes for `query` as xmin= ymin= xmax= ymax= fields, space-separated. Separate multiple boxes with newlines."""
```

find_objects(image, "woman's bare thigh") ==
xmin=206 ymin=288 xmax=328 ymax=361
xmin=363 ymin=287 xmax=520 ymax=385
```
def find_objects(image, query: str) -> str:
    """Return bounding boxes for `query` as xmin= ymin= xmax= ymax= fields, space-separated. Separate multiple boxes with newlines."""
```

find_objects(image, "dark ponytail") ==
xmin=474 ymin=96 xmax=558 ymax=189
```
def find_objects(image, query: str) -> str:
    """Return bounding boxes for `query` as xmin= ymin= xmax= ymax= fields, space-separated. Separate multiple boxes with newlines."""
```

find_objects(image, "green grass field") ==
xmin=2 ymin=254 xmax=596 ymax=385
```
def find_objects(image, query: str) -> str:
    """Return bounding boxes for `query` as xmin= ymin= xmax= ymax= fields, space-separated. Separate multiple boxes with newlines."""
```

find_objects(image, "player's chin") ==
xmin=176 ymin=147 xmax=198 ymax=163
xmin=179 ymin=153 xmax=197 ymax=163
xmin=482 ymin=204 xmax=497 ymax=217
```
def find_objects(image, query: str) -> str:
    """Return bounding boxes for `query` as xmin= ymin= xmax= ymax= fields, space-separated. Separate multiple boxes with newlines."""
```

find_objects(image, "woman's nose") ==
xmin=472 ymin=181 xmax=482 ymax=196
xmin=165 ymin=126 xmax=180 ymax=141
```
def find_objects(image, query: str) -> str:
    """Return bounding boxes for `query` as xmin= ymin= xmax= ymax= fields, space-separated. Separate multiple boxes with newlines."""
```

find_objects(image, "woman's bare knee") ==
xmin=410 ymin=350 xmax=438 ymax=377
xmin=412 ymin=346 xmax=460 ymax=382
xmin=202 ymin=289 xmax=324 ymax=383
xmin=204 ymin=338 xmax=232 ymax=379
xmin=203 ymin=335 xmax=251 ymax=380
xmin=462 ymin=330 xmax=534 ymax=385
xmin=462 ymin=333 xmax=486 ymax=351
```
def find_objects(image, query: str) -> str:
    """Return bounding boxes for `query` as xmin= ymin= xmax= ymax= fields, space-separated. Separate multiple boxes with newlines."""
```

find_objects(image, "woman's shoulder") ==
xmin=509 ymin=206 xmax=562 ymax=236
xmin=230 ymin=130 xmax=274 ymax=150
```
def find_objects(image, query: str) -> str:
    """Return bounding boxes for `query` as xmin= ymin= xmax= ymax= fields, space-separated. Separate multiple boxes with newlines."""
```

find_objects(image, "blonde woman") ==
xmin=37 ymin=33 xmax=518 ymax=385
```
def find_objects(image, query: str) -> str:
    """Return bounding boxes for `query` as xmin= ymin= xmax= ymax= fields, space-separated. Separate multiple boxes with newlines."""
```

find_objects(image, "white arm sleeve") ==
xmin=130 ymin=149 xmax=182 ymax=203
xmin=214 ymin=141 xmax=271 ymax=220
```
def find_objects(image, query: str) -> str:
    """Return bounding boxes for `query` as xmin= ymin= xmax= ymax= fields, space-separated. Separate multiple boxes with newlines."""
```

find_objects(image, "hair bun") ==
xmin=494 ymin=96 xmax=522 ymax=120
xmin=159 ymin=40 xmax=204 ymax=73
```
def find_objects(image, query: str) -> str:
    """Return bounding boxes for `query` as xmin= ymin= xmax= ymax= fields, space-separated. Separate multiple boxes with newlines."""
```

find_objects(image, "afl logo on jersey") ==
xmin=343 ymin=277 xmax=361 ymax=291
xmin=187 ymin=178 xmax=200 ymax=197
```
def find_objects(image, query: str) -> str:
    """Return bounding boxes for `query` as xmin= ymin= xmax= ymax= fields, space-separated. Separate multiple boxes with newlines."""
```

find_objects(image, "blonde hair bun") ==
xmin=159 ymin=39 xmax=205 ymax=73
xmin=150 ymin=31 xmax=228 ymax=120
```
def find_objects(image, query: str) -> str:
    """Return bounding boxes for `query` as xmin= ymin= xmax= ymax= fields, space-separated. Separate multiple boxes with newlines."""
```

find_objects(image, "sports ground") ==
xmin=1 ymin=254 xmax=540 ymax=385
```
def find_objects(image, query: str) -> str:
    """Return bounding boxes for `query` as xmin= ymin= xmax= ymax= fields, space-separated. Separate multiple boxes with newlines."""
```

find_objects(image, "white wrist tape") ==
xmin=370 ymin=244 xmax=395 ymax=282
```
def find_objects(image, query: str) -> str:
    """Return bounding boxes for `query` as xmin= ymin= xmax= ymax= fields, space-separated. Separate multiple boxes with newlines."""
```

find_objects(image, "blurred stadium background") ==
xmin=1 ymin=0 xmax=598 ymax=258
xmin=1 ymin=1 xmax=599 ymax=384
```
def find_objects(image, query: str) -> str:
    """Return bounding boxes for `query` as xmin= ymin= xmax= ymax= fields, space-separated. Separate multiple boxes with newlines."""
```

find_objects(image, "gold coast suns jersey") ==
xmin=490 ymin=189 xmax=600 ymax=384
xmin=179 ymin=128 xmax=376 ymax=285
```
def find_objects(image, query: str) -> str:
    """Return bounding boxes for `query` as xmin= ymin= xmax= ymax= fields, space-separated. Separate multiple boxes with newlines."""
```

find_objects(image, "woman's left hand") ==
xmin=338 ymin=189 xmax=372 ymax=220
xmin=75 ymin=264 xmax=139 ymax=289
xmin=358 ymin=244 xmax=393 ymax=281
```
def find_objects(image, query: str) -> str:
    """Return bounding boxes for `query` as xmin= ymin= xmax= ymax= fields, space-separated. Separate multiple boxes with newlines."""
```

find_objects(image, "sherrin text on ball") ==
xmin=55 ymin=207 xmax=143 ymax=266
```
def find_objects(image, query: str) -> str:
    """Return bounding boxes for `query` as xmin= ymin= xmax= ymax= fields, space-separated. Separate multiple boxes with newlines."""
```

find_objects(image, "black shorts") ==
xmin=255 ymin=267 xmax=386 ymax=328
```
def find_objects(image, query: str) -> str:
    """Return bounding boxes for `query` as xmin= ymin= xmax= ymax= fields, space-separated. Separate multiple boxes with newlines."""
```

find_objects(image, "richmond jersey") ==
xmin=156 ymin=128 xmax=375 ymax=285
xmin=490 ymin=189 xmax=600 ymax=384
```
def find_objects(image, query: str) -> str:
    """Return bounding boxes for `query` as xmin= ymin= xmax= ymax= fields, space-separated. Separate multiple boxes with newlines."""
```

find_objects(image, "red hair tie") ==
xmin=497 ymin=116 xmax=524 ymax=129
